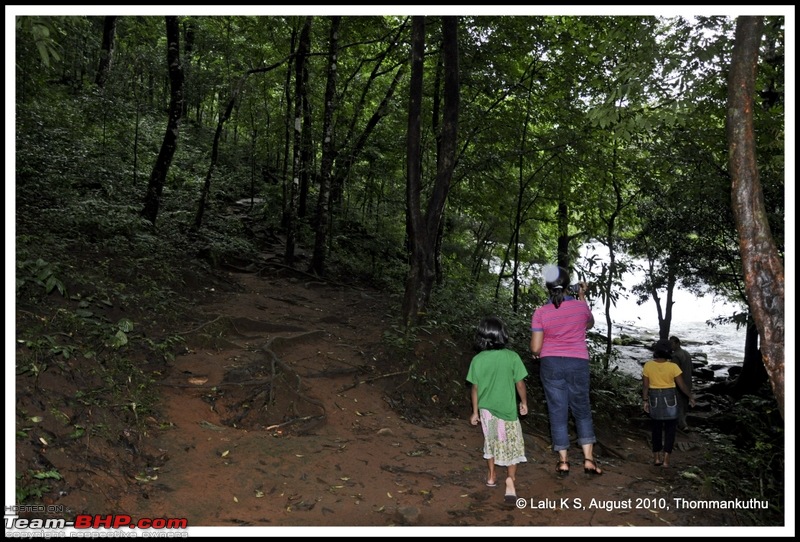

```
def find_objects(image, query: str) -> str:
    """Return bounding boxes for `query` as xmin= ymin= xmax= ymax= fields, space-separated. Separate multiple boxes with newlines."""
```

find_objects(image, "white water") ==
xmin=573 ymin=246 xmax=747 ymax=378
xmin=590 ymin=287 xmax=746 ymax=361
xmin=588 ymin=290 xmax=746 ymax=379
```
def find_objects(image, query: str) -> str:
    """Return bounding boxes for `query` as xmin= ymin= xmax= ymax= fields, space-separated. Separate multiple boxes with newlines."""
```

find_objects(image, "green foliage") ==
xmin=693 ymin=391 xmax=784 ymax=524
xmin=16 ymin=259 xmax=67 ymax=298
xmin=382 ymin=272 xmax=536 ymax=422
xmin=16 ymin=469 xmax=62 ymax=504
xmin=16 ymin=17 xmax=64 ymax=68
xmin=142 ymin=333 xmax=186 ymax=364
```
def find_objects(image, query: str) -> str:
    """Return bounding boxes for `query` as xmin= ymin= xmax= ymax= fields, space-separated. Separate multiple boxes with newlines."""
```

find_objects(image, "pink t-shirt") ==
xmin=531 ymin=299 xmax=592 ymax=359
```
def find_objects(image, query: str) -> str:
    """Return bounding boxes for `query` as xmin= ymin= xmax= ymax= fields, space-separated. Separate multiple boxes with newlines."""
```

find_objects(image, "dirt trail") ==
xmin=60 ymin=268 xmax=734 ymax=532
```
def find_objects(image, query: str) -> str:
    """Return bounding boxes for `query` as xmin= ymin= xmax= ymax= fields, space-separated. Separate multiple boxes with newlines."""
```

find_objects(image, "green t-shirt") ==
xmin=466 ymin=349 xmax=528 ymax=421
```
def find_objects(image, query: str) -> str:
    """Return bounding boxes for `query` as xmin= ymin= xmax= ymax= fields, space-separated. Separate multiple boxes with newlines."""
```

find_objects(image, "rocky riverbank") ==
xmin=600 ymin=331 xmax=741 ymax=383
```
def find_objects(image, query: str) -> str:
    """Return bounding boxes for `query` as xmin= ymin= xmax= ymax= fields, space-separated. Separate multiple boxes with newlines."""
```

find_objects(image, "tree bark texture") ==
xmin=726 ymin=16 xmax=784 ymax=419
xmin=311 ymin=16 xmax=341 ymax=276
xmin=95 ymin=16 xmax=117 ymax=88
xmin=402 ymin=16 xmax=459 ymax=326
xmin=401 ymin=16 xmax=426 ymax=325
xmin=141 ymin=16 xmax=184 ymax=225
xmin=285 ymin=17 xmax=312 ymax=265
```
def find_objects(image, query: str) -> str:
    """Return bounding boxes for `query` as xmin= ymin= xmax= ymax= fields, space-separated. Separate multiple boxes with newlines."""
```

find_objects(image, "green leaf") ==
xmin=110 ymin=330 xmax=128 ymax=348
xmin=117 ymin=318 xmax=135 ymax=332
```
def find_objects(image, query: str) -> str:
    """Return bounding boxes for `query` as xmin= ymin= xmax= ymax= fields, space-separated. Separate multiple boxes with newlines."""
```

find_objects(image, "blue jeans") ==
xmin=539 ymin=356 xmax=597 ymax=451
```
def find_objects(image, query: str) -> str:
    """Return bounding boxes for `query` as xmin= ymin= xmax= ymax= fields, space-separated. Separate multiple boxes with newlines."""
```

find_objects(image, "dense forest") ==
xmin=11 ymin=10 xmax=787 ymax=528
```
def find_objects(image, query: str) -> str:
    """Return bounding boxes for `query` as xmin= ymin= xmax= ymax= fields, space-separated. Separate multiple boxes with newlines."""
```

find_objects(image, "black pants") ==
xmin=651 ymin=418 xmax=678 ymax=453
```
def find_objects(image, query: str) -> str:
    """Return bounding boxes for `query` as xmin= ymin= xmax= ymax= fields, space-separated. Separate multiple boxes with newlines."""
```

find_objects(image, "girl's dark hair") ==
xmin=653 ymin=339 xmax=673 ymax=359
xmin=546 ymin=266 xmax=571 ymax=309
xmin=475 ymin=316 xmax=509 ymax=351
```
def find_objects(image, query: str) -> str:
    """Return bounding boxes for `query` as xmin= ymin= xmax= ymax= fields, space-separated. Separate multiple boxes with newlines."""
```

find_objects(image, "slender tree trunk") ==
xmin=601 ymin=202 xmax=620 ymax=367
xmin=181 ymin=18 xmax=196 ymax=120
xmin=141 ymin=16 xmax=184 ymax=225
xmin=727 ymin=15 xmax=784 ymax=419
xmin=310 ymin=16 xmax=341 ymax=276
xmin=193 ymin=80 xmax=240 ymax=231
xmin=192 ymin=61 xmax=287 ymax=231
xmin=330 ymin=65 xmax=406 ymax=207
xmin=285 ymin=17 xmax=312 ymax=265
xmin=651 ymin=260 xmax=676 ymax=341
xmin=298 ymin=57 xmax=313 ymax=219
xmin=281 ymin=28 xmax=297 ymax=230
xmin=401 ymin=16 xmax=426 ymax=325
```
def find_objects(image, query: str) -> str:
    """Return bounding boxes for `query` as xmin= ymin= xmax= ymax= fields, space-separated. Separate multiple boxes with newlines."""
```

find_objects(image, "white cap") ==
xmin=543 ymin=264 xmax=561 ymax=284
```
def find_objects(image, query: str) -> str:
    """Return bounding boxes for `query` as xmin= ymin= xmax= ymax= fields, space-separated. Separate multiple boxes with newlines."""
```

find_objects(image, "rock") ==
xmin=396 ymin=506 xmax=421 ymax=525
xmin=727 ymin=366 xmax=742 ymax=379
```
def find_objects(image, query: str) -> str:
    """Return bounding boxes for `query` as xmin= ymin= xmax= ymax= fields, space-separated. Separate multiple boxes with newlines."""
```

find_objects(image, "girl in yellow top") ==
xmin=642 ymin=339 xmax=695 ymax=468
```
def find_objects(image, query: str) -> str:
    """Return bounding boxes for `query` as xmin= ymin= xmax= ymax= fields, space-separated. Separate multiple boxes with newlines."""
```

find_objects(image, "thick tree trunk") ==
xmin=402 ymin=16 xmax=459 ymax=326
xmin=726 ymin=16 xmax=784 ymax=419
xmin=141 ymin=16 xmax=183 ymax=225
xmin=95 ymin=16 xmax=117 ymax=88
xmin=728 ymin=317 xmax=768 ymax=397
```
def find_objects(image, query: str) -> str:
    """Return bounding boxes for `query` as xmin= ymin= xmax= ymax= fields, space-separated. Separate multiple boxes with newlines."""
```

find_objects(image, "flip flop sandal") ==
xmin=584 ymin=458 xmax=603 ymax=475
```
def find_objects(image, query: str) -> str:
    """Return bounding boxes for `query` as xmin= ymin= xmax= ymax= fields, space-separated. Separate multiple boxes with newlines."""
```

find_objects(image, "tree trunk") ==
xmin=193 ymin=79 xmax=240 ymax=231
xmin=181 ymin=18 xmax=196 ymax=120
xmin=401 ymin=16 xmax=426 ymax=325
xmin=191 ymin=60 xmax=288 ymax=231
xmin=298 ymin=54 xmax=313 ymax=220
xmin=285 ymin=17 xmax=312 ymax=265
xmin=141 ymin=16 xmax=184 ymax=225
xmin=330 ymin=65 xmax=406 ymax=207
xmin=402 ymin=16 xmax=459 ymax=326
xmin=310 ymin=16 xmax=341 ymax=276
xmin=651 ymin=259 xmax=676 ymax=340
xmin=726 ymin=16 xmax=784 ymax=419
xmin=329 ymin=19 xmax=408 ymax=209
xmin=95 ymin=16 xmax=117 ymax=88
xmin=728 ymin=317 xmax=768 ymax=397
xmin=280 ymin=28 xmax=297 ymax=231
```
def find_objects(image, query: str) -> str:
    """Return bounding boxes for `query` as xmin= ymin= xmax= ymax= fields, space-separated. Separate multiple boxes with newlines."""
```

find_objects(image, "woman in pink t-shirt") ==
xmin=530 ymin=265 xmax=602 ymax=477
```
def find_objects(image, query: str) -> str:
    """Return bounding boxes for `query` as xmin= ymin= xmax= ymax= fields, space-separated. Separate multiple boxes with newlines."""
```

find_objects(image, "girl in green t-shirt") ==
xmin=466 ymin=317 xmax=529 ymax=501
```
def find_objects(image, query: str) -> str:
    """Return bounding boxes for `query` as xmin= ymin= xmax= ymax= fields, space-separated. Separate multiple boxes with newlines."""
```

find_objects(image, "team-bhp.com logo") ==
xmin=6 ymin=513 xmax=188 ymax=536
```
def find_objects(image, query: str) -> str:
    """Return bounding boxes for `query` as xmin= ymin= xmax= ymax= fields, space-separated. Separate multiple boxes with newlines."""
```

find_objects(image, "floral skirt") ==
xmin=479 ymin=409 xmax=527 ymax=466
